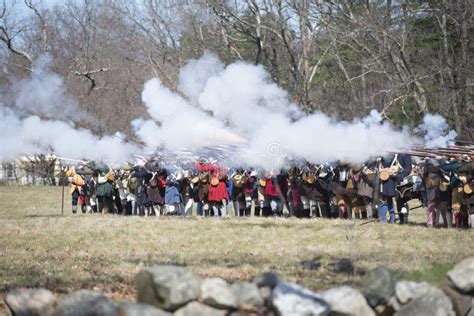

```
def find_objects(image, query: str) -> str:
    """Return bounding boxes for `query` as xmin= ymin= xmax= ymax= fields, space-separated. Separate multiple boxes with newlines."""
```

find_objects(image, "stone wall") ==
xmin=5 ymin=257 xmax=474 ymax=315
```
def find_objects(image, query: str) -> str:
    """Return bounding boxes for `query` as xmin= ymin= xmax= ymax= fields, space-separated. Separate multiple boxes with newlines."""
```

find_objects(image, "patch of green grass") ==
xmin=402 ymin=264 xmax=453 ymax=286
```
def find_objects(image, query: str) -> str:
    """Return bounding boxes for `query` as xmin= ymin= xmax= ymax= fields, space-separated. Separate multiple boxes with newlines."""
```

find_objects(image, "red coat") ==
xmin=195 ymin=162 xmax=228 ymax=202
xmin=265 ymin=178 xmax=279 ymax=197
xmin=243 ymin=177 xmax=256 ymax=195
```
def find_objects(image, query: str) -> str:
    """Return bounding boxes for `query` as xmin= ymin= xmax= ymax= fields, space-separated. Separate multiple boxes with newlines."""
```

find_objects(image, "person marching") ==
xmin=243 ymin=170 xmax=259 ymax=216
xmin=164 ymin=173 xmax=183 ymax=215
xmin=346 ymin=164 xmax=368 ymax=219
xmin=300 ymin=169 xmax=325 ymax=218
xmin=423 ymin=159 xmax=441 ymax=227
xmin=146 ymin=173 xmax=165 ymax=216
xmin=195 ymin=172 xmax=210 ymax=216
xmin=378 ymin=155 xmax=400 ymax=223
xmin=93 ymin=163 xmax=115 ymax=214
xmin=195 ymin=159 xmax=229 ymax=217
xmin=264 ymin=171 xmax=284 ymax=217
xmin=64 ymin=165 xmax=86 ymax=214
xmin=230 ymin=172 xmax=247 ymax=216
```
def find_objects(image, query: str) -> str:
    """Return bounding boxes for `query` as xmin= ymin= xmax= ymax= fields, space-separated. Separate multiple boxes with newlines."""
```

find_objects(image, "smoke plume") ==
xmin=415 ymin=113 xmax=457 ymax=148
xmin=134 ymin=53 xmax=418 ymax=169
xmin=9 ymin=55 xmax=91 ymax=122
xmin=0 ymin=55 xmax=138 ymax=163
xmin=1 ymin=53 xmax=458 ymax=168
xmin=0 ymin=107 xmax=138 ymax=163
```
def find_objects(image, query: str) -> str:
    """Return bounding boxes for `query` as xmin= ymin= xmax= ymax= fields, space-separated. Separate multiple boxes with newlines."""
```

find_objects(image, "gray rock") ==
xmin=117 ymin=302 xmax=172 ymax=316
xmin=441 ymin=284 xmax=472 ymax=316
xmin=174 ymin=301 xmax=227 ymax=316
xmin=447 ymin=257 xmax=474 ymax=293
xmin=395 ymin=281 xmax=433 ymax=305
xmin=136 ymin=265 xmax=201 ymax=312
xmin=321 ymin=286 xmax=375 ymax=316
xmin=230 ymin=282 xmax=264 ymax=307
xmin=258 ymin=286 xmax=273 ymax=305
xmin=271 ymin=281 xmax=330 ymax=316
xmin=394 ymin=286 xmax=455 ymax=316
xmin=5 ymin=288 xmax=56 ymax=316
xmin=53 ymin=290 xmax=117 ymax=316
xmin=388 ymin=295 xmax=402 ymax=312
xmin=361 ymin=266 xmax=395 ymax=307
xmin=200 ymin=277 xmax=237 ymax=309
xmin=253 ymin=272 xmax=279 ymax=288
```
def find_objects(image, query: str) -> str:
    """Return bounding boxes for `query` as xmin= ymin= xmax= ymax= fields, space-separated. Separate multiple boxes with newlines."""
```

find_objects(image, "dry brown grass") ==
xmin=0 ymin=186 xmax=473 ymax=313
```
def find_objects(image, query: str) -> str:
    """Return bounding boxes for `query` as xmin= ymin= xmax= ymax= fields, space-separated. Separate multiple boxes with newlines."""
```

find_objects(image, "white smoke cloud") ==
xmin=133 ymin=77 xmax=246 ymax=151
xmin=177 ymin=51 xmax=224 ymax=106
xmin=0 ymin=107 xmax=138 ymax=163
xmin=135 ymin=53 xmax=418 ymax=169
xmin=1 ymin=53 xmax=457 ymax=168
xmin=10 ymin=54 xmax=91 ymax=122
xmin=415 ymin=113 xmax=457 ymax=148
xmin=0 ymin=55 xmax=138 ymax=163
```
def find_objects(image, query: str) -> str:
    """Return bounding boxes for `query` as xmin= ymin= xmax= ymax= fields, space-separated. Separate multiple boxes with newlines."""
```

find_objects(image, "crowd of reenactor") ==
xmin=62 ymin=153 xmax=474 ymax=228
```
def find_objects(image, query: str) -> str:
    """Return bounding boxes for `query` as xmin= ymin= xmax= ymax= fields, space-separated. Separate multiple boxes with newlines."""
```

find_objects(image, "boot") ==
xmin=72 ymin=205 xmax=77 ymax=214
xmin=245 ymin=207 xmax=251 ymax=216
xmin=254 ymin=206 xmax=260 ymax=217
xmin=338 ymin=205 xmax=345 ymax=219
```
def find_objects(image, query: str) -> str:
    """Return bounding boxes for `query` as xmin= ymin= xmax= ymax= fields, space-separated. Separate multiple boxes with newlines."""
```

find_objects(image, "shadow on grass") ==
xmin=300 ymin=256 xmax=365 ymax=276
xmin=126 ymin=255 xmax=263 ymax=268
xmin=226 ymin=219 xmax=327 ymax=230
xmin=24 ymin=214 xmax=65 ymax=219
xmin=406 ymin=222 xmax=428 ymax=228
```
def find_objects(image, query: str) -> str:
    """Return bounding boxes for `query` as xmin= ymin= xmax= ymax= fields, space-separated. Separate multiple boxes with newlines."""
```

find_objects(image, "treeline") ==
xmin=1 ymin=0 xmax=473 ymax=138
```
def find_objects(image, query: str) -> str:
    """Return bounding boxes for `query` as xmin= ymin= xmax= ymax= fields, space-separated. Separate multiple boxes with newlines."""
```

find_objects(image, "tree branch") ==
xmin=74 ymin=68 xmax=109 ymax=95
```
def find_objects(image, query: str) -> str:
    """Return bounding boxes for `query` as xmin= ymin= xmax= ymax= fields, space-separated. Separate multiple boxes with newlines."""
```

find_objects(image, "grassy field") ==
xmin=0 ymin=185 xmax=473 ymax=313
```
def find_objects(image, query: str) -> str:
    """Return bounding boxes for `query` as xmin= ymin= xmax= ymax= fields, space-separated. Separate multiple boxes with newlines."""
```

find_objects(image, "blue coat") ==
xmin=380 ymin=154 xmax=412 ymax=197
xmin=165 ymin=184 xmax=182 ymax=205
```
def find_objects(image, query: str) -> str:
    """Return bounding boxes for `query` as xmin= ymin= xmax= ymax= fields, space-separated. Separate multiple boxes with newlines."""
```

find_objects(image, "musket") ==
xmin=387 ymin=150 xmax=438 ymax=158
xmin=55 ymin=156 xmax=86 ymax=163
xmin=408 ymin=147 xmax=473 ymax=158
xmin=448 ymin=145 xmax=474 ymax=150
xmin=414 ymin=147 xmax=473 ymax=155
xmin=455 ymin=140 xmax=474 ymax=146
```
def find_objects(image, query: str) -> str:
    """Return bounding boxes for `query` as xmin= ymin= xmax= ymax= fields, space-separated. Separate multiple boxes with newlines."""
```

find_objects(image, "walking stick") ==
xmin=61 ymin=174 xmax=65 ymax=215
xmin=357 ymin=218 xmax=378 ymax=226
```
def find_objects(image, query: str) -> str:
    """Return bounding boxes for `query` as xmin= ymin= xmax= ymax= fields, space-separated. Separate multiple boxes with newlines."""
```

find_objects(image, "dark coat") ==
xmin=147 ymin=185 xmax=164 ymax=205
xmin=299 ymin=181 xmax=325 ymax=201
xmin=230 ymin=184 xmax=245 ymax=201
xmin=425 ymin=172 xmax=441 ymax=202
xmin=96 ymin=182 xmax=113 ymax=197
xmin=197 ymin=183 xmax=209 ymax=203
xmin=380 ymin=154 xmax=412 ymax=197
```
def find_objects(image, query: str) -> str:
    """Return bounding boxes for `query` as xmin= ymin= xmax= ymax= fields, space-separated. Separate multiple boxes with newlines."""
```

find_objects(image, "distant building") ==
xmin=0 ymin=155 xmax=62 ymax=185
